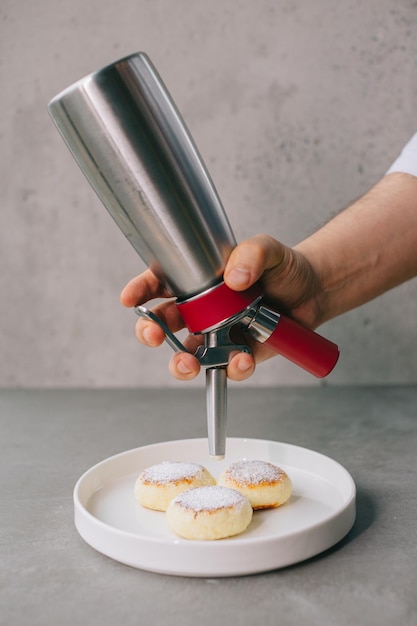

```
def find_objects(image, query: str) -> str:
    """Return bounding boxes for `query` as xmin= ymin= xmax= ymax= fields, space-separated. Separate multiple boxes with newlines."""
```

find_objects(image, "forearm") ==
xmin=296 ymin=172 xmax=417 ymax=325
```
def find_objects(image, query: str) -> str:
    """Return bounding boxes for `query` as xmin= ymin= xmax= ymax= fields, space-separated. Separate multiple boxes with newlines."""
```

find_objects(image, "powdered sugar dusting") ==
xmin=225 ymin=460 xmax=286 ymax=485
xmin=174 ymin=486 xmax=248 ymax=512
xmin=140 ymin=462 xmax=205 ymax=485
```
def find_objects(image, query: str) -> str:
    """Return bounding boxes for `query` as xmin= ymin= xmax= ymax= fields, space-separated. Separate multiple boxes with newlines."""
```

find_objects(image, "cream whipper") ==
xmin=48 ymin=52 xmax=339 ymax=459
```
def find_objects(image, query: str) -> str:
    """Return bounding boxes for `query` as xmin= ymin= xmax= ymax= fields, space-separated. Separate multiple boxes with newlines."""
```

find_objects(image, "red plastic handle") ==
xmin=264 ymin=314 xmax=339 ymax=378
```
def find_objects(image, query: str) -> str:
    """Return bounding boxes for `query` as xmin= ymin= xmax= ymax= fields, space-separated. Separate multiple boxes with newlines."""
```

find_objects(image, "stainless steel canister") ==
xmin=48 ymin=52 xmax=236 ymax=298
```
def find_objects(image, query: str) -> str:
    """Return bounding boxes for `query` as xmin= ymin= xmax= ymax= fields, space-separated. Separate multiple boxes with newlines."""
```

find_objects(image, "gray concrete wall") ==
xmin=1 ymin=0 xmax=417 ymax=388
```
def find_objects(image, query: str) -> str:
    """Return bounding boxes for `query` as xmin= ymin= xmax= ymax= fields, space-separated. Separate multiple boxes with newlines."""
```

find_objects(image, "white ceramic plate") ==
xmin=74 ymin=437 xmax=356 ymax=577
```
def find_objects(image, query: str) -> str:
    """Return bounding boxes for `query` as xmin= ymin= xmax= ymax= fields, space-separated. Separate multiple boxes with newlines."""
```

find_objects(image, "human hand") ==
xmin=120 ymin=234 xmax=321 ymax=382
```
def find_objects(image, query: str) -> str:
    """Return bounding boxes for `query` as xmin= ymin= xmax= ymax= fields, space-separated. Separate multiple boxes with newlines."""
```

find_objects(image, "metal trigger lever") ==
xmin=134 ymin=305 xmax=252 ymax=368
xmin=134 ymin=306 xmax=187 ymax=354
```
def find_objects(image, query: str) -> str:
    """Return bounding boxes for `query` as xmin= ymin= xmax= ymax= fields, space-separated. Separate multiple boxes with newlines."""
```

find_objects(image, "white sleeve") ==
xmin=386 ymin=132 xmax=417 ymax=177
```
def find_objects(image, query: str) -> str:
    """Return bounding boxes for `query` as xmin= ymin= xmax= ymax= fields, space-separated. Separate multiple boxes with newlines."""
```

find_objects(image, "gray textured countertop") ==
xmin=1 ymin=386 xmax=416 ymax=626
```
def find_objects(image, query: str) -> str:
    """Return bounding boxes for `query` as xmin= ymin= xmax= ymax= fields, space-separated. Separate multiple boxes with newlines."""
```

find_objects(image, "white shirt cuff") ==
xmin=386 ymin=132 xmax=417 ymax=177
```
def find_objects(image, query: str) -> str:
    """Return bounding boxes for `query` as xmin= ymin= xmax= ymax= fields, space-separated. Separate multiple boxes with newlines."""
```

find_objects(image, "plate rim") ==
xmin=73 ymin=437 xmax=356 ymax=575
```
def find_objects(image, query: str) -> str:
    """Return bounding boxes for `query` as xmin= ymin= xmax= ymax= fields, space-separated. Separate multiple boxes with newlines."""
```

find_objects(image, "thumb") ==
xmin=224 ymin=235 xmax=286 ymax=291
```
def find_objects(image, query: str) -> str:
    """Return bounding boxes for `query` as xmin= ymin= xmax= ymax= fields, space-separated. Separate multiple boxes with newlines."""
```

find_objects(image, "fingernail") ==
xmin=177 ymin=359 xmax=192 ymax=375
xmin=237 ymin=358 xmax=253 ymax=372
xmin=226 ymin=267 xmax=251 ymax=287
xmin=142 ymin=326 xmax=153 ymax=345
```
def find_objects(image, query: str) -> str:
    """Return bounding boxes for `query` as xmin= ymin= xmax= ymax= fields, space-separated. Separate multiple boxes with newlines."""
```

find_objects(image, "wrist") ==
xmin=292 ymin=242 xmax=335 ymax=328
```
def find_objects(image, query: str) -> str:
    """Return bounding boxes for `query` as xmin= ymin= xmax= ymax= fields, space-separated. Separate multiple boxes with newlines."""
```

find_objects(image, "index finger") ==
xmin=120 ymin=268 xmax=172 ymax=307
